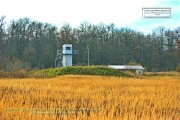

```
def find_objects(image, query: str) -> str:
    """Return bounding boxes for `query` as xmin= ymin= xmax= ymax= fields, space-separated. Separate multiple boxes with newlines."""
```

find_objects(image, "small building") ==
xmin=108 ymin=65 xmax=144 ymax=75
xmin=62 ymin=44 xmax=72 ymax=67
xmin=55 ymin=44 xmax=79 ymax=68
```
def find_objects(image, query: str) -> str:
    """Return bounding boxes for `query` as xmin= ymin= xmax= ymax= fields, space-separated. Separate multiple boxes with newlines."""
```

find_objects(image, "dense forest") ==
xmin=0 ymin=15 xmax=180 ymax=72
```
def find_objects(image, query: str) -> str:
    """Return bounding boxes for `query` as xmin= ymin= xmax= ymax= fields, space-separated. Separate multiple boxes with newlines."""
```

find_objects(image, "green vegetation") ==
xmin=28 ymin=66 xmax=132 ymax=78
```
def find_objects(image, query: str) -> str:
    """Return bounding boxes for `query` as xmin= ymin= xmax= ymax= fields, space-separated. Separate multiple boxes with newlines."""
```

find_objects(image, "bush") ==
xmin=27 ymin=70 xmax=45 ymax=78
xmin=176 ymin=65 xmax=180 ymax=73
xmin=128 ymin=62 xmax=140 ymax=65
xmin=0 ymin=69 xmax=27 ymax=78
xmin=0 ymin=70 xmax=8 ymax=78
xmin=9 ymin=69 xmax=27 ymax=78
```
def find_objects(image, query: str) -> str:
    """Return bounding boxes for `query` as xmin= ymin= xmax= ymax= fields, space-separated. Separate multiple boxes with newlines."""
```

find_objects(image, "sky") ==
xmin=0 ymin=0 xmax=180 ymax=34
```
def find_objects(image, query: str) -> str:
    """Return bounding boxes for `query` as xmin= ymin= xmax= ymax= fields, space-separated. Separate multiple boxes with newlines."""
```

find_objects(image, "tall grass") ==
xmin=0 ymin=75 xmax=179 ymax=120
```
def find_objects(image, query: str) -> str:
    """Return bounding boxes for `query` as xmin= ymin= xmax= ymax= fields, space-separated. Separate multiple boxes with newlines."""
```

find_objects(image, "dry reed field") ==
xmin=0 ymin=73 xmax=179 ymax=120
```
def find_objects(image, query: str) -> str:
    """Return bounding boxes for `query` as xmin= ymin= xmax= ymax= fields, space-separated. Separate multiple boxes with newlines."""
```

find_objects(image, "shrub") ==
xmin=9 ymin=69 xmax=27 ymax=78
xmin=0 ymin=69 xmax=27 ymax=78
xmin=128 ymin=62 xmax=140 ymax=65
xmin=176 ymin=65 xmax=180 ymax=73
xmin=0 ymin=70 xmax=8 ymax=78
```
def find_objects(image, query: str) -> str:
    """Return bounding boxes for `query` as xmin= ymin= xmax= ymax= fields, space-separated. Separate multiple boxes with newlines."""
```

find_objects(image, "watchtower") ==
xmin=62 ymin=44 xmax=72 ymax=67
xmin=55 ymin=44 xmax=79 ymax=67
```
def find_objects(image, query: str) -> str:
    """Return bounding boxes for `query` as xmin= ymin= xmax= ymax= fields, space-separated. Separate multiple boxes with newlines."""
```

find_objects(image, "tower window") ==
xmin=66 ymin=47 xmax=71 ymax=50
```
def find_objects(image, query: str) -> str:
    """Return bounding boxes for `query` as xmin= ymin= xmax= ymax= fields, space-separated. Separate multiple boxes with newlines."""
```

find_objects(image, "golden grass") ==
xmin=0 ymin=74 xmax=179 ymax=120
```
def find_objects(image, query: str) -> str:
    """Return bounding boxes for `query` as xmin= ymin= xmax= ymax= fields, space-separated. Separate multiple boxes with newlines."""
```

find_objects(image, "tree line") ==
xmin=0 ymin=15 xmax=180 ymax=72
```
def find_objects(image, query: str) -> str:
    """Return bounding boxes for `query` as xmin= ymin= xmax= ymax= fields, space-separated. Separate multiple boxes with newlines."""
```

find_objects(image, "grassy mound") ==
xmin=28 ymin=66 xmax=131 ymax=78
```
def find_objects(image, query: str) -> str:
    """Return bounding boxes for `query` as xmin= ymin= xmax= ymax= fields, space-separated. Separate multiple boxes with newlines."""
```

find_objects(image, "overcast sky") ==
xmin=0 ymin=0 xmax=179 ymax=34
